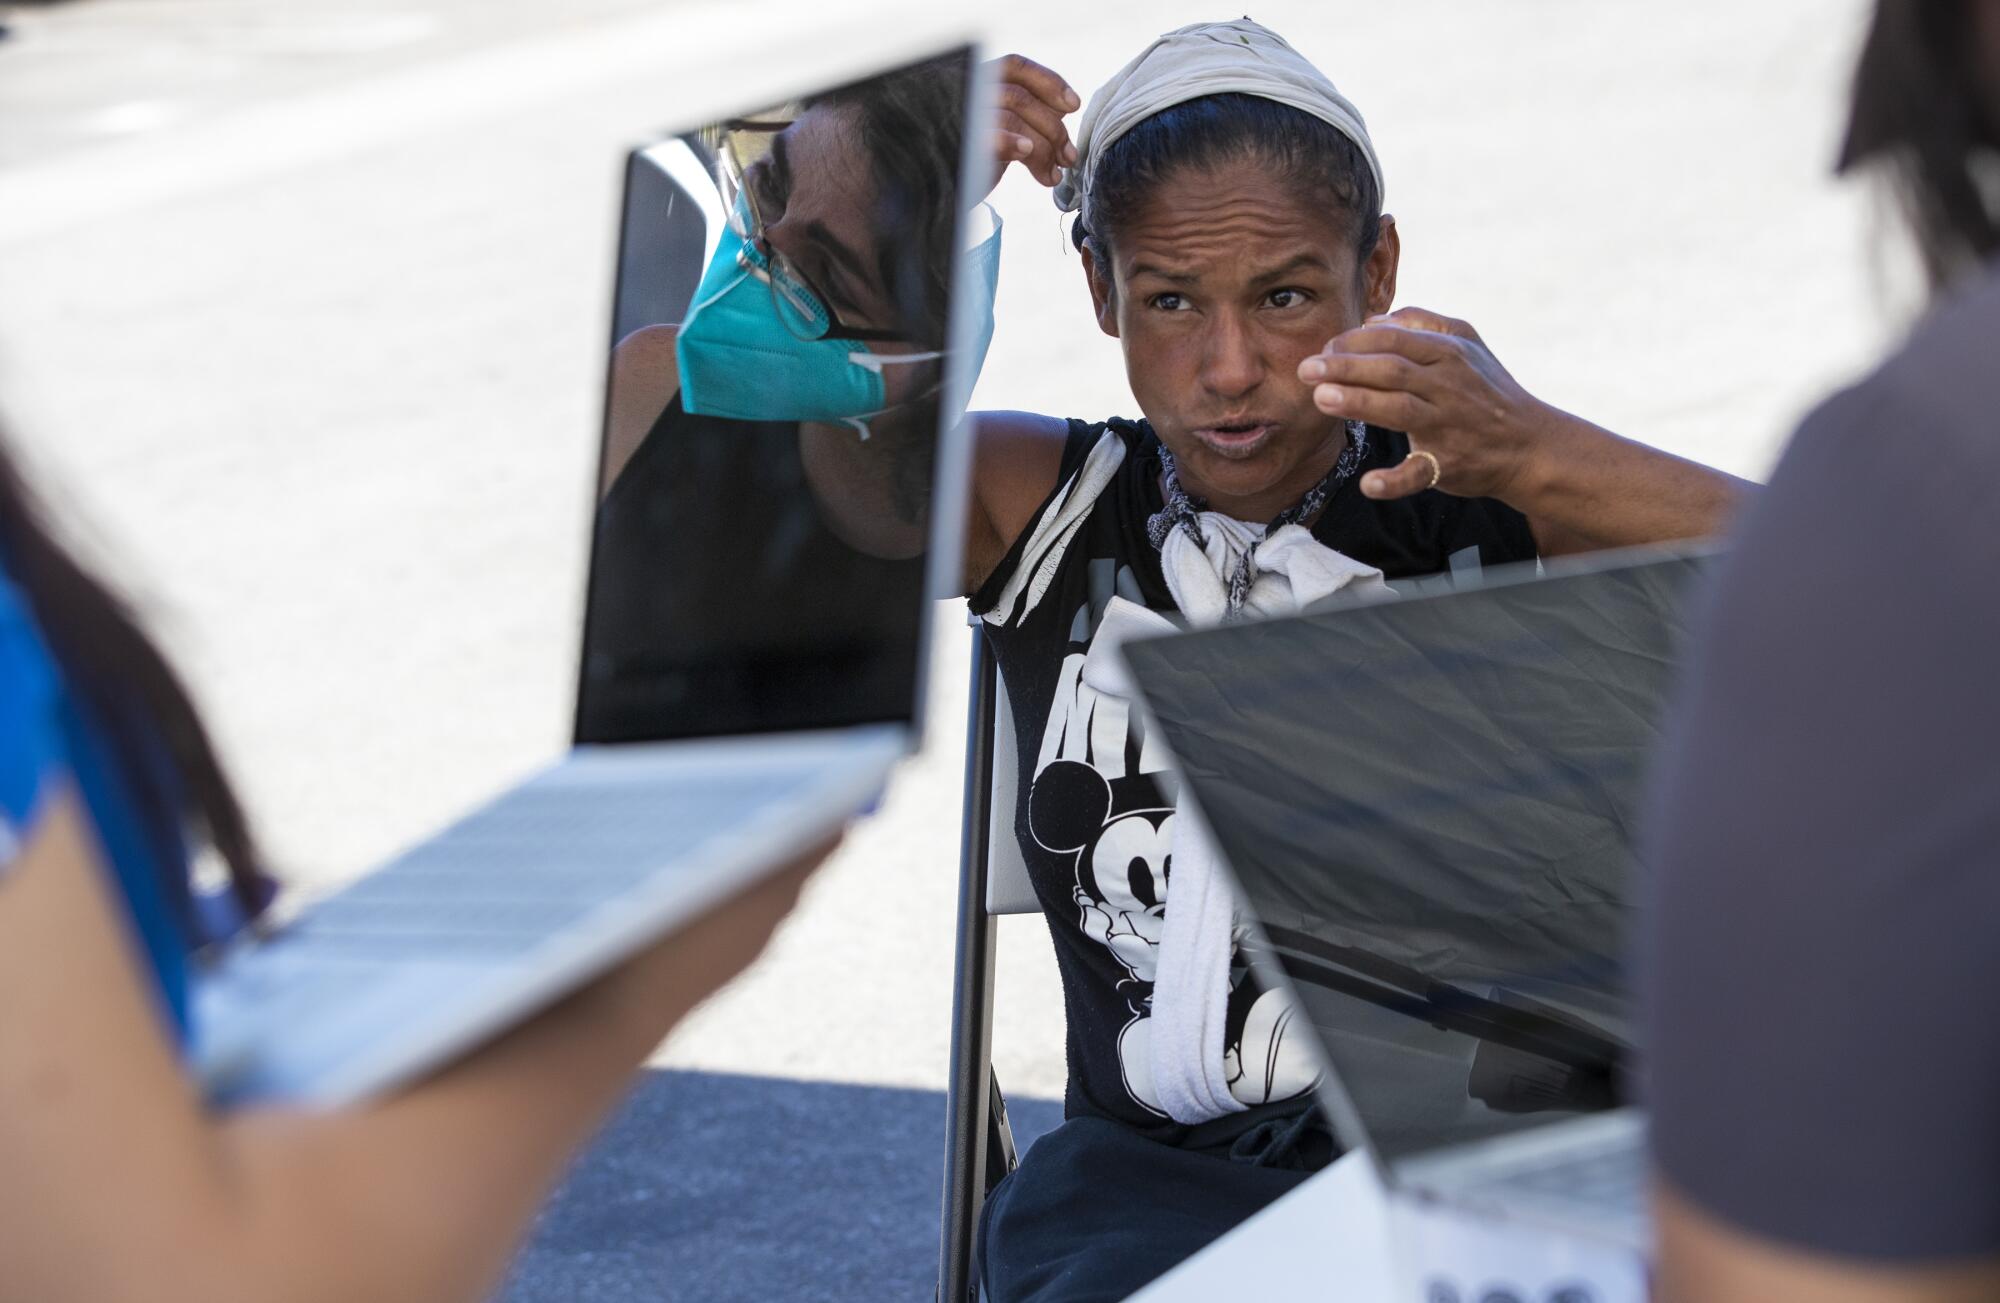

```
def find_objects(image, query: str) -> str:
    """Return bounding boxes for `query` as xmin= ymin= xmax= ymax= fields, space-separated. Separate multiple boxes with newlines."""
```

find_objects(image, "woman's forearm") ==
xmin=203 ymin=844 xmax=826 ymax=1303
xmin=216 ymin=971 xmax=688 ymax=1303
xmin=1508 ymin=407 xmax=1754 ymax=556
xmin=0 ymin=793 xmax=828 ymax=1303
xmin=205 ymin=848 xmax=825 ymax=1303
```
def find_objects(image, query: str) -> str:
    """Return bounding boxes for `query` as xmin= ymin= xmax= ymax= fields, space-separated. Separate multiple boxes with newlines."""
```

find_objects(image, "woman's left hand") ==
xmin=1296 ymin=306 xmax=1558 ymax=502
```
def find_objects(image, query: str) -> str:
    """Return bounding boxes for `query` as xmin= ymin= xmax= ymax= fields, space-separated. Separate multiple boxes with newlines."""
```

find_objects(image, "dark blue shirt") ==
xmin=1642 ymin=262 xmax=2000 ymax=1260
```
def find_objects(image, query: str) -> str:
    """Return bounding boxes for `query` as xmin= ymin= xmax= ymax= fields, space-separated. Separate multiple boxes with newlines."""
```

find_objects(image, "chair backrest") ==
xmin=611 ymin=138 xmax=719 ymax=344
xmin=940 ymin=626 xmax=1030 ymax=1303
xmin=984 ymin=664 xmax=1040 ymax=915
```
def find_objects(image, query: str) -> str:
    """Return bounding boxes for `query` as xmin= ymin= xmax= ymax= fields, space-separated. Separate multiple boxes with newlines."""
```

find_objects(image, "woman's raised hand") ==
xmin=985 ymin=54 xmax=1080 ymax=192
xmin=1297 ymin=307 xmax=1551 ymax=503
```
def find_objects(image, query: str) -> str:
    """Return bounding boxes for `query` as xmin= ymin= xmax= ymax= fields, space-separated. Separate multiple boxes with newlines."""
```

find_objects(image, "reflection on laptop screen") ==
xmin=575 ymin=48 xmax=975 ymax=744
xmin=1122 ymin=549 xmax=1714 ymax=1169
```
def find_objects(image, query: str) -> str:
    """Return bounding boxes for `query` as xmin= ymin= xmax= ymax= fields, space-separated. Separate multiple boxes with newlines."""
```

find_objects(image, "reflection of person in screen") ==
xmin=576 ymin=54 xmax=968 ymax=743
xmin=600 ymin=54 xmax=966 ymax=515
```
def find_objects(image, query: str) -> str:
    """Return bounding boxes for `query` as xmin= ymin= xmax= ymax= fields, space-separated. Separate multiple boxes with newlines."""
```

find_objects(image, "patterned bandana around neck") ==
xmin=1146 ymin=420 xmax=1370 ymax=619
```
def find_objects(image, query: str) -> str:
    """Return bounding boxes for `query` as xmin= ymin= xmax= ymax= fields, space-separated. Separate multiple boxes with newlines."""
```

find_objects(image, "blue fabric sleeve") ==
xmin=0 ymin=580 xmax=68 ymax=872
xmin=0 ymin=573 xmax=191 ymax=1036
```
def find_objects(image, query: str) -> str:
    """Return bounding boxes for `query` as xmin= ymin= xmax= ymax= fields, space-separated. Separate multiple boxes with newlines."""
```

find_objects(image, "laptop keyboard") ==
xmin=191 ymin=749 xmax=879 ymax=1100
xmin=1456 ymin=1135 xmax=1645 ymax=1223
xmin=268 ymin=764 xmax=827 ymax=957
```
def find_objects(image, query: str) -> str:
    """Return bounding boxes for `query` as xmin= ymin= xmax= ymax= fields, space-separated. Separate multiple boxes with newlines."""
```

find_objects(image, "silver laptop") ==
xmin=194 ymin=44 xmax=988 ymax=1107
xmin=1119 ymin=544 xmax=1719 ymax=1256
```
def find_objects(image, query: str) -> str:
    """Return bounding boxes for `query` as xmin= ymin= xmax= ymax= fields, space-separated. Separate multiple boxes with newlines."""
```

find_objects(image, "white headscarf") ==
xmin=1051 ymin=17 xmax=1385 ymax=224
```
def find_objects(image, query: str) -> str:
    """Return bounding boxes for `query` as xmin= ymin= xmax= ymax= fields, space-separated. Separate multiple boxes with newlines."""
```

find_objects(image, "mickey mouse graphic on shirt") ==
xmin=1029 ymin=755 xmax=1176 ymax=1114
xmin=1024 ymin=564 xmax=1318 ymax=1119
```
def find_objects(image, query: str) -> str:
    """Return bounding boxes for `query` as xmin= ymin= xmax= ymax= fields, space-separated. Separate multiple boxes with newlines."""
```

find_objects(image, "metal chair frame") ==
xmin=936 ymin=627 xmax=1035 ymax=1303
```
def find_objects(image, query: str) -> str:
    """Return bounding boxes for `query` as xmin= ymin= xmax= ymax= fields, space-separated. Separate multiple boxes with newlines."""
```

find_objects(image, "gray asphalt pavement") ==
xmin=0 ymin=1 xmax=1883 ymax=1298
xmin=499 ymin=1068 xmax=1061 ymax=1302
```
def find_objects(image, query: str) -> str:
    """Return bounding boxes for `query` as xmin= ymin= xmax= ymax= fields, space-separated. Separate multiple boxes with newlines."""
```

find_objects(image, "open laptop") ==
xmin=1119 ymin=544 xmax=1718 ymax=1256
xmin=193 ymin=43 xmax=987 ymax=1107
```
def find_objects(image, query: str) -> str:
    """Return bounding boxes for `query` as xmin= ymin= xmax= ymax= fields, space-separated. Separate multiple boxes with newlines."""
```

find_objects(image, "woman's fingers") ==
xmin=1309 ymin=321 xmax=1466 ymax=367
xmin=1299 ymin=306 xmax=1540 ymax=502
xmin=992 ymin=128 xmax=1036 ymax=162
xmin=996 ymin=53 xmax=1081 ymax=116
xmin=1361 ymin=452 xmax=1443 ymax=501
xmin=1308 ymin=381 xmax=1434 ymax=433
xmin=998 ymin=82 xmax=1076 ymax=162
xmin=1295 ymin=350 xmax=1427 ymax=394
xmin=985 ymin=54 xmax=1081 ymax=189
xmin=996 ymin=108 xmax=1069 ymax=186
xmin=1367 ymin=304 xmax=1483 ymax=344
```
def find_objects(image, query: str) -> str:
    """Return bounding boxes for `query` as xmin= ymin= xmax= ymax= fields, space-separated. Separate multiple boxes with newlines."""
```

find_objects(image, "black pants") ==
xmin=977 ymin=1104 xmax=1337 ymax=1302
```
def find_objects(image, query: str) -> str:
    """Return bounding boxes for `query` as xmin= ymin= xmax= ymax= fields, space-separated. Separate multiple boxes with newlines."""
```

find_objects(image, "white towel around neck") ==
xmin=1159 ymin=515 xmax=1387 ymax=626
xmin=1091 ymin=519 xmax=1389 ymax=1124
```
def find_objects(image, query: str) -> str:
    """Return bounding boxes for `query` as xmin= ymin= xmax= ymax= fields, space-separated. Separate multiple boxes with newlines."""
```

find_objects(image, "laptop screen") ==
xmin=575 ymin=47 xmax=977 ymax=744
xmin=1120 ymin=547 xmax=1714 ymax=1170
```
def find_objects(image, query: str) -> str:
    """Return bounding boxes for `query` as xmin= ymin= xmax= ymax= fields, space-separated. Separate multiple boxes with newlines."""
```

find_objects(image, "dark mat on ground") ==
xmin=498 ymin=1068 xmax=1064 ymax=1303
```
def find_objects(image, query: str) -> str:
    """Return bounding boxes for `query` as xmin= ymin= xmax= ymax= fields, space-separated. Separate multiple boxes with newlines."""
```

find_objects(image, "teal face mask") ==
xmin=676 ymin=200 xmax=1003 ymax=435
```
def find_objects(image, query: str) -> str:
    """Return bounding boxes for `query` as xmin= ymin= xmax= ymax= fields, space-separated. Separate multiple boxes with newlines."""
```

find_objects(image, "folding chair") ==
xmin=937 ymin=622 xmax=1040 ymax=1303
xmin=612 ymin=138 xmax=717 ymax=343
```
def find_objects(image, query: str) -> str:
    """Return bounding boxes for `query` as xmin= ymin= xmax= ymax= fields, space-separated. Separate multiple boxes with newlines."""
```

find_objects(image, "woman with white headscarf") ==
xmin=958 ymin=23 xmax=1746 ymax=1298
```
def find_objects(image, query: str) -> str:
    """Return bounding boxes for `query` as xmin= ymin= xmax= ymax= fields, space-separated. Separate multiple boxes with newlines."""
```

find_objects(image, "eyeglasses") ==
xmin=711 ymin=117 xmax=904 ymax=344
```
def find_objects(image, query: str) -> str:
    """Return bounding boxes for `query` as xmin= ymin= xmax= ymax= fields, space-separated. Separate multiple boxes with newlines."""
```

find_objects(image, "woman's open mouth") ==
xmin=1189 ymin=420 xmax=1278 ymax=460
